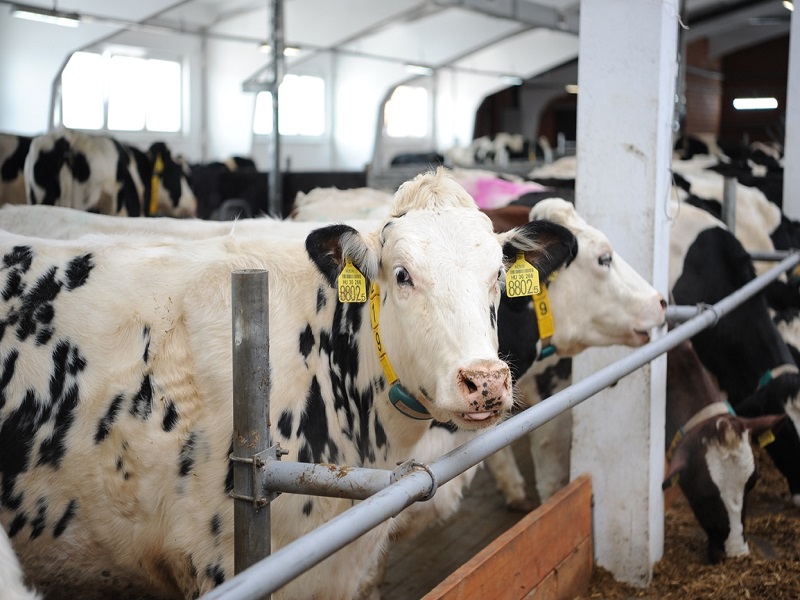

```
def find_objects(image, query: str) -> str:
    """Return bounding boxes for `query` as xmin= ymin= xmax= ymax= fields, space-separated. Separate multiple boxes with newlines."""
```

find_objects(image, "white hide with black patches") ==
xmin=704 ymin=423 xmax=755 ymax=558
xmin=528 ymin=198 xmax=666 ymax=355
xmin=0 ymin=169 xmax=575 ymax=599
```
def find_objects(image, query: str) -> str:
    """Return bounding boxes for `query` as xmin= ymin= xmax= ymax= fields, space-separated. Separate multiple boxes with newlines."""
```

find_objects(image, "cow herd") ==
xmin=0 ymin=130 xmax=796 ymax=599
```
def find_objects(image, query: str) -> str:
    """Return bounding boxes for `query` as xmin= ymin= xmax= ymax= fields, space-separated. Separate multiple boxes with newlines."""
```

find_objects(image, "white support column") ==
xmin=570 ymin=0 xmax=677 ymax=587
xmin=784 ymin=8 xmax=800 ymax=219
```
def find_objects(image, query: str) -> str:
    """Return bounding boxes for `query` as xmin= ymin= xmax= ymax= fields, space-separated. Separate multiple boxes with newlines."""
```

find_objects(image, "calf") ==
xmin=663 ymin=340 xmax=784 ymax=563
xmin=0 ymin=134 xmax=31 ymax=206
xmin=0 ymin=169 xmax=576 ymax=599
xmin=23 ymin=129 xmax=196 ymax=217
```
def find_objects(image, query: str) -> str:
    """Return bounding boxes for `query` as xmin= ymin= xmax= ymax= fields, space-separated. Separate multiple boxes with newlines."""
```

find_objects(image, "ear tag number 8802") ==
xmin=506 ymin=253 xmax=540 ymax=298
xmin=337 ymin=258 xmax=367 ymax=303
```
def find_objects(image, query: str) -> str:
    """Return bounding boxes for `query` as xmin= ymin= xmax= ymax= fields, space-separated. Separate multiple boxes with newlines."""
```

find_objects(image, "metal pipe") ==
xmin=263 ymin=461 xmax=392 ymax=500
xmin=231 ymin=270 xmax=271 ymax=574
xmin=749 ymin=250 xmax=793 ymax=261
xmin=268 ymin=0 xmax=284 ymax=217
xmin=207 ymin=251 xmax=800 ymax=599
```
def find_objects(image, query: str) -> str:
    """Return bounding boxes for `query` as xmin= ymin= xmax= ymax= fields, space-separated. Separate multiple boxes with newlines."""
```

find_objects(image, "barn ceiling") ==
xmin=1 ymin=0 xmax=791 ymax=81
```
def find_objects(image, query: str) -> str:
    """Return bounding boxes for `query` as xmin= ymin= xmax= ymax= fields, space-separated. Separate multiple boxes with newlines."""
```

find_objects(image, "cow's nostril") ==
xmin=463 ymin=378 xmax=478 ymax=394
xmin=660 ymin=298 xmax=667 ymax=310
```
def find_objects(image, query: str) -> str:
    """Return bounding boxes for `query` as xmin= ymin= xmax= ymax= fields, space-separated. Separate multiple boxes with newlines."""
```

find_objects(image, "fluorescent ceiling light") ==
xmin=501 ymin=75 xmax=523 ymax=86
xmin=783 ymin=0 xmax=794 ymax=11
xmin=733 ymin=97 xmax=778 ymax=110
xmin=565 ymin=84 xmax=579 ymax=94
xmin=405 ymin=64 xmax=434 ymax=76
xmin=10 ymin=4 xmax=80 ymax=27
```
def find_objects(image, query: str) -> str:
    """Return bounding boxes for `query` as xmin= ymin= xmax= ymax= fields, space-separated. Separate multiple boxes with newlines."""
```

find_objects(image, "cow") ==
xmin=670 ymin=200 xmax=800 ymax=507
xmin=0 ymin=134 xmax=32 ymax=207
xmin=0 ymin=168 xmax=577 ymax=599
xmin=663 ymin=339 xmax=785 ymax=563
xmin=23 ymin=129 xmax=196 ymax=218
xmin=289 ymin=186 xmax=394 ymax=221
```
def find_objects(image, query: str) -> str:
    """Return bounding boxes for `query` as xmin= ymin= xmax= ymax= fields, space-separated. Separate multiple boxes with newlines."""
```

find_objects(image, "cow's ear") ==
xmin=499 ymin=220 xmax=577 ymax=281
xmin=306 ymin=224 xmax=378 ymax=288
xmin=741 ymin=413 xmax=788 ymax=439
xmin=662 ymin=440 xmax=691 ymax=491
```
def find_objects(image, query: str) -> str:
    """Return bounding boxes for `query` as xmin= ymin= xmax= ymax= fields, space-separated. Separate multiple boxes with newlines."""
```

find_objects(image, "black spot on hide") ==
xmin=162 ymin=400 xmax=179 ymax=432
xmin=142 ymin=326 xmax=151 ymax=363
xmin=210 ymin=514 xmax=222 ymax=536
xmin=30 ymin=498 xmax=47 ymax=539
xmin=0 ymin=349 xmax=19 ymax=411
xmin=205 ymin=564 xmax=225 ymax=587
xmin=8 ymin=512 xmax=27 ymax=537
xmin=302 ymin=500 xmax=313 ymax=516
xmin=95 ymin=394 xmax=125 ymax=444
xmin=490 ymin=304 xmax=497 ymax=330
xmin=316 ymin=287 xmax=327 ymax=312
xmin=299 ymin=324 xmax=315 ymax=362
xmin=277 ymin=410 xmax=293 ymax=440
xmin=130 ymin=375 xmax=153 ymax=421
xmin=534 ymin=358 xmax=573 ymax=398
xmin=297 ymin=378 xmax=339 ymax=464
xmin=69 ymin=152 xmax=90 ymax=182
xmin=63 ymin=253 xmax=94 ymax=290
xmin=53 ymin=498 xmax=77 ymax=537
xmin=179 ymin=431 xmax=198 ymax=476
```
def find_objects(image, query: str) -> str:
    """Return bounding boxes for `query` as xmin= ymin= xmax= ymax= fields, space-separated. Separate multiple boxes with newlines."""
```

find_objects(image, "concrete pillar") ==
xmin=570 ymin=0 xmax=677 ymax=587
xmin=784 ymin=7 xmax=800 ymax=219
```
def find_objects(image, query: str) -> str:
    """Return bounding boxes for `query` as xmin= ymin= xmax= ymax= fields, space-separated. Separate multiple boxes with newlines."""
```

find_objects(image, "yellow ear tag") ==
xmin=149 ymin=154 xmax=164 ymax=216
xmin=337 ymin=258 xmax=367 ymax=303
xmin=506 ymin=252 xmax=540 ymax=298
xmin=533 ymin=285 xmax=555 ymax=339
xmin=758 ymin=429 xmax=776 ymax=448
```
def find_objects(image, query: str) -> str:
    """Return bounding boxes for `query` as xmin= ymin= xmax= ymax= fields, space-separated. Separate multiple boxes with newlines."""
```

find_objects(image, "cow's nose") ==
xmin=457 ymin=361 xmax=511 ymax=413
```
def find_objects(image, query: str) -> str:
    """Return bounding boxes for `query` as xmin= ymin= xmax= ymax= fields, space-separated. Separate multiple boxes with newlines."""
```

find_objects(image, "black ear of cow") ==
xmin=306 ymin=224 xmax=368 ymax=288
xmin=503 ymin=220 xmax=577 ymax=281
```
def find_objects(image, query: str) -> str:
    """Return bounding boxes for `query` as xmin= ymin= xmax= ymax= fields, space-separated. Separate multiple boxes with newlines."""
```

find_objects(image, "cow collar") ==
xmin=665 ymin=401 xmax=736 ymax=484
xmin=756 ymin=363 xmax=799 ymax=389
xmin=369 ymin=283 xmax=432 ymax=420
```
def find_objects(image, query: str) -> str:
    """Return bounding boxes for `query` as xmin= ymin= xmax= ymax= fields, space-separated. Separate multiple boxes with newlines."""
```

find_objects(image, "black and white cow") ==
xmin=23 ymin=129 xmax=196 ymax=218
xmin=0 ymin=134 xmax=32 ymax=207
xmin=0 ymin=169 xmax=576 ymax=599
xmin=670 ymin=201 xmax=800 ymax=507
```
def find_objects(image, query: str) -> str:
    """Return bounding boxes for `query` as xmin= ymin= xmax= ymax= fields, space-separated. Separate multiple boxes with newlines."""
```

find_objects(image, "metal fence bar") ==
xmin=231 ymin=270 xmax=271 ymax=574
xmin=206 ymin=251 xmax=800 ymax=600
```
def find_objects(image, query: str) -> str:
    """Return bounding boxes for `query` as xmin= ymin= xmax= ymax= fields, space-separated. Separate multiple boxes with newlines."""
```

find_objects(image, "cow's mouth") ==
xmin=461 ymin=410 xmax=497 ymax=421
xmin=633 ymin=329 xmax=651 ymax=344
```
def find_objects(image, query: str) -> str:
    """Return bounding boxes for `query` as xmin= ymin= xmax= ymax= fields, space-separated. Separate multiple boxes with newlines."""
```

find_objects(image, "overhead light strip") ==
xmin=10 ymin=3 xmax=80 ymax=27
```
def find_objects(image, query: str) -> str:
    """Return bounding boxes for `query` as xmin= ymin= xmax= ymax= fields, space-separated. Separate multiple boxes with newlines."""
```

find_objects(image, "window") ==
xmin=384 ymin=86 xmax=428 ymax=138
xmin=253 ymin=74 xmax=325 ymax=136
xmin=60 ymin=51 xmax=182 ymax=133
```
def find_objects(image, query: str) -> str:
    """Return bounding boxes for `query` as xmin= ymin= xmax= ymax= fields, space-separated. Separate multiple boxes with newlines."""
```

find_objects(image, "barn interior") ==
xmin=1 ymin=1 xmax=799 ymax=598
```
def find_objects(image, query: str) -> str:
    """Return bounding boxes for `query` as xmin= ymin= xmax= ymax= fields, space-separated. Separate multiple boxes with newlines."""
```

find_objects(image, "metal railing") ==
xmin=207 ymin=250 xmax=800 ymax=600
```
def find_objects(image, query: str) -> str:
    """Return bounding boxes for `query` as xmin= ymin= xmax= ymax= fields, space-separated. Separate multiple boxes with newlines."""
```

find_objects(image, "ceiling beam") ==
xmin=432 ymin=0 xmax=580 ymax=34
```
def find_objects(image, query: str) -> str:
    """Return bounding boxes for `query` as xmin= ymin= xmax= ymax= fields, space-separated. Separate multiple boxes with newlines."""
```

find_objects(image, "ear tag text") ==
xmin=533 ymin=285 xmax=555 ymax=339
xmin=506 ymin=253 xmax=540 ymax=298
xmin=337 ymin=258 xmax=367 ymax=303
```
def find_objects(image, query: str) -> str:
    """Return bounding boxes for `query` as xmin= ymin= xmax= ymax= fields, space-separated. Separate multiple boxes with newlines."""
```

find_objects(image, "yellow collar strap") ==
xmin=369 ymin=284 xmax=431 ymax=420
xmin=149 ymin=153 xmax=164 ymax=216
xmin=533 ymin=283 xmax=555 ymax=360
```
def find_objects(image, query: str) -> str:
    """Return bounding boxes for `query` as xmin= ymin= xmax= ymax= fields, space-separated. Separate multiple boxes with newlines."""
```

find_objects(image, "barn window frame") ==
xmin=57 ymin=49 xmax=184 ymax=134
xmin=252 ymin=73 xmax=327 ymax=138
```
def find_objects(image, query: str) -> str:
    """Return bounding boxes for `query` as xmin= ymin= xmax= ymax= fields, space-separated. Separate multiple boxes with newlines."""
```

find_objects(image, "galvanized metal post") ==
xmin=722 ymin=175 xmax=737 ymax=233
xmin=268 ymin=0 xmax=285 ymax=216
xmin=231 ymin=270 xmax=271 ymax=574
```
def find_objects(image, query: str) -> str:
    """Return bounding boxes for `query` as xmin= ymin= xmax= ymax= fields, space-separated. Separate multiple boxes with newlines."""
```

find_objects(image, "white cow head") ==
xmin=306 ymin=169 xmax=576 ymax=429
xmin=528 ymin=198 xmax=666 ymax=355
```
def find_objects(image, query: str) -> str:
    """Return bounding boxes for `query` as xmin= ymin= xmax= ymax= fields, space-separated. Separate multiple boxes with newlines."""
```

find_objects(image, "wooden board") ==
xmin=422 ymin=474 xmax=592 ymax=600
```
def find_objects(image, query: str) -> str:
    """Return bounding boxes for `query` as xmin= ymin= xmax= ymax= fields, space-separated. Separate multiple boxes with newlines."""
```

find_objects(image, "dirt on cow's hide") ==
xmin=582 ymin=445 xmax=800 ymax=600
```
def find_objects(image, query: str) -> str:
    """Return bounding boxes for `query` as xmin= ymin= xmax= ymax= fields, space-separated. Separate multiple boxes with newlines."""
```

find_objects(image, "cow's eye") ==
xmin=395 ymin=266 xmax=413 ymax=287
xmin=598 ymin=253 xmax=612 ymax=268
